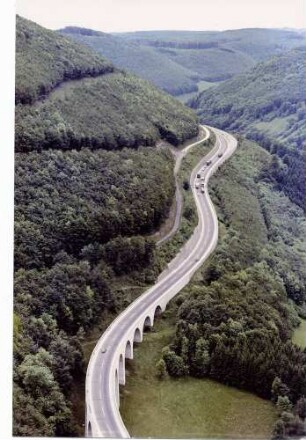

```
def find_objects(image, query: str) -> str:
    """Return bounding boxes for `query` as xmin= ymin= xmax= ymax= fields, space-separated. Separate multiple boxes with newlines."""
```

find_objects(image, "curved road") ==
xmin=86 ymin=126 xmax=237 ymax=438
xmin=157 ymin=125 xmax=210 ymax=246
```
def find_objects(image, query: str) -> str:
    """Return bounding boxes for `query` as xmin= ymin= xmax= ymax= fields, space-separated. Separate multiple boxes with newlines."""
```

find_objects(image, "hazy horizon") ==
xmin=16 ymin=0 xmax=304 ymax=33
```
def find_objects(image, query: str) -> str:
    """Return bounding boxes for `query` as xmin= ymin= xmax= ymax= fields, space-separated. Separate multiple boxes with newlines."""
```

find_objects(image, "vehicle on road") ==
xmin=218 ymin=152 xmax=223 ymax=158
xmin=195 ymin=183 xmax=199 ymax=189
xmin=206 ymin=159 xmax=212 ymax=166
xmin=197 ymin=173 xmax=201 ymax=178
xmin=85 ymin=127 xmax=238 ymax=439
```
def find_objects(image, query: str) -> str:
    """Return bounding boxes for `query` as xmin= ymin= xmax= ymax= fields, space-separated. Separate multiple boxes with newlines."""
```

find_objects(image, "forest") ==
xmin=14 ymin=13 xmax=306 ymax=440
xmin=15 ymin=147 xmax=175 ymax=270
xmin=59 ymin=27 xmax=304 ymax=96
xmin=13 ymin=16 xmax=199 ymax=436
xmin=59 ymin=27 xmax=199 ymax=96
xmin=15 ymin=72 xmax=198 ymax=153
xmin=189 ymin=47 xmax=306 ymax=210
xmin=160 ymin=138 xmax=306 ymax=439
xmin=15 ymin=15 xmax=114 ymax=105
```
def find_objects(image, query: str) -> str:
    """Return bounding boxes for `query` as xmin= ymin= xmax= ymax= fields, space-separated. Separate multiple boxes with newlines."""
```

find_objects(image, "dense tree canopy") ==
xmin=15 ymin=147 xmax=175 ymax=269
xmin=15 ymin=73 xmax=198 ymax=153
xmin=162 ymin=139 xmax=306 ymax=439
xmin=59 ymin=27 xmax=199 ymax=96
xmin=14 ymin=16 xmax=200 ymax=436
xmin=16 ymin=15 xmax=114 ymax=105
xmin=189 ymin=48 xmax=306 ymax=210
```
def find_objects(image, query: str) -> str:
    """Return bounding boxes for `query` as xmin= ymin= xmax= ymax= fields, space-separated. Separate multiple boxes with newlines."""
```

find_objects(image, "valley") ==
xmin=13 ymin=11 xmax=305 ymax=440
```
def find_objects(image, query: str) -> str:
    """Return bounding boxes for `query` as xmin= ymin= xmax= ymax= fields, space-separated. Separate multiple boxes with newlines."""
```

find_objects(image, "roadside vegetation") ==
xmin=158 ymin=138 xmax=306 ymax=439
xmin=155 ymin=132 xmax=215 ymax=269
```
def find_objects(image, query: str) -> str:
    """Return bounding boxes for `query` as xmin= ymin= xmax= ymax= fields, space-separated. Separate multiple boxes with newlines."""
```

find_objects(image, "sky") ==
xmin=16 ymin=0 xmax=305 ymax=32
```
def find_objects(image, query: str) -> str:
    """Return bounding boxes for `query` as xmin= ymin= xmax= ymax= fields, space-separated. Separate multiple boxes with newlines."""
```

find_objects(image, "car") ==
xmin=218 ymin=152 xmax=223 ymax=158
xmin=101 ymin=348 xmax=107 ymax=353
xmin=206 ymin=160 xmax=212 ymax=166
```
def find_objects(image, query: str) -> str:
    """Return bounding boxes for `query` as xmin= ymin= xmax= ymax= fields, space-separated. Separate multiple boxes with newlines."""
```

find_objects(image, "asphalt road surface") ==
xmin=86 ymin=126 xmax=237 ymax=438
xmin=157 ymin=125 xmax=210 ymax=246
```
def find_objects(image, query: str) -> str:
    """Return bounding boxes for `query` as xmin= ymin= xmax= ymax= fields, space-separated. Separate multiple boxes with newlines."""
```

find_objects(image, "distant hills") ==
xmin=59 ymin=26 xmax=199 ymax=96
xmin=190 ymin=47 xmax=306 ymax=209
xmin=59 ymin=27 xmax=305 ymax=96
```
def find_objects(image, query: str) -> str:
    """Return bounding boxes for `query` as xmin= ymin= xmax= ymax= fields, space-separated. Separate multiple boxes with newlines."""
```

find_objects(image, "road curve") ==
xmin=85 ymin=127 xmax=237 ymax=438
xmin=157 ymin=125 xmax=210 ymax=246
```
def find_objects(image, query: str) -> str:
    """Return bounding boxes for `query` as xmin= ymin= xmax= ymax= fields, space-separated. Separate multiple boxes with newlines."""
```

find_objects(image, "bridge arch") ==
xmin=154 ymin=305 xmax=162 ymax=317
xmin=125 ymin=340 xmax=133 ymax=359
xmin=118 ymin=354 xmax=125 ymax=385
xmin=133 ymin=327 xmax=142 ymax=343
xmin=87 ymin=421 xmax=92 ymax=437
xmin=143 ymin=315 xmax=152 ymax=330
xmin=115 ymin=369 xmax=119 ymax=408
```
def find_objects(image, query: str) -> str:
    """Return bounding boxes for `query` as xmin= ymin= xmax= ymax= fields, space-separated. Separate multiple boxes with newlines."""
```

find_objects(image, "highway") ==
xmin=157 ymin=125 xmax=210 ymax=245
xmin=85 ymin=126 xmax=237 ymax=438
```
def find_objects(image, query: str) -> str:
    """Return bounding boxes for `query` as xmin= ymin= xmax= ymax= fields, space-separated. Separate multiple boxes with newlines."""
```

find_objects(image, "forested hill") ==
xmin=189 ymin=47 xmax=306 ymax=209
xmin=58 ymin=27 xmax=304 ymax=98
xmin=58 ymin=26 xmax=199 ymax=96
xmin=15 ymin=16 xmax=199 ymax=153
xmin=190 ymin=46 xmax=305 ymax=142
xmin=16 ymin=16 xmax=114 ymax=104
xmin=118 ymin=28 xmax=304 ymax=61
xmin=14 ymin=17 xmax=199 ymax=436
xmin=161 ymin=137 xmax=306 ymax=439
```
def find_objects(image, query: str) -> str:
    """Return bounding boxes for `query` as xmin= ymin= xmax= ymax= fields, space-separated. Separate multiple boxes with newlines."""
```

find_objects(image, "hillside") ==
xmin=59 ymin=27 xmax=199 ymax=96
xmin=60 ymin=27 xmax=305 ymax=98
xmin=16 ymin=72 xmax=198 ymax=152
xmin=115 ymin=28 xmax=304 ymax=83
xmin=118 ymin=28 xmax=304 ymax=60
xmin=16 ymin=16 xmax=114 ymax=104
xmin=189 ymin=47 xmax=306 ymax=209
xmin=160 ymin=137 xmax=306 ymax=438
xmin=14 ymin=17 xmax=199 ymax=437
xmin=15 ymin=18 xmax=198 ymax=153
